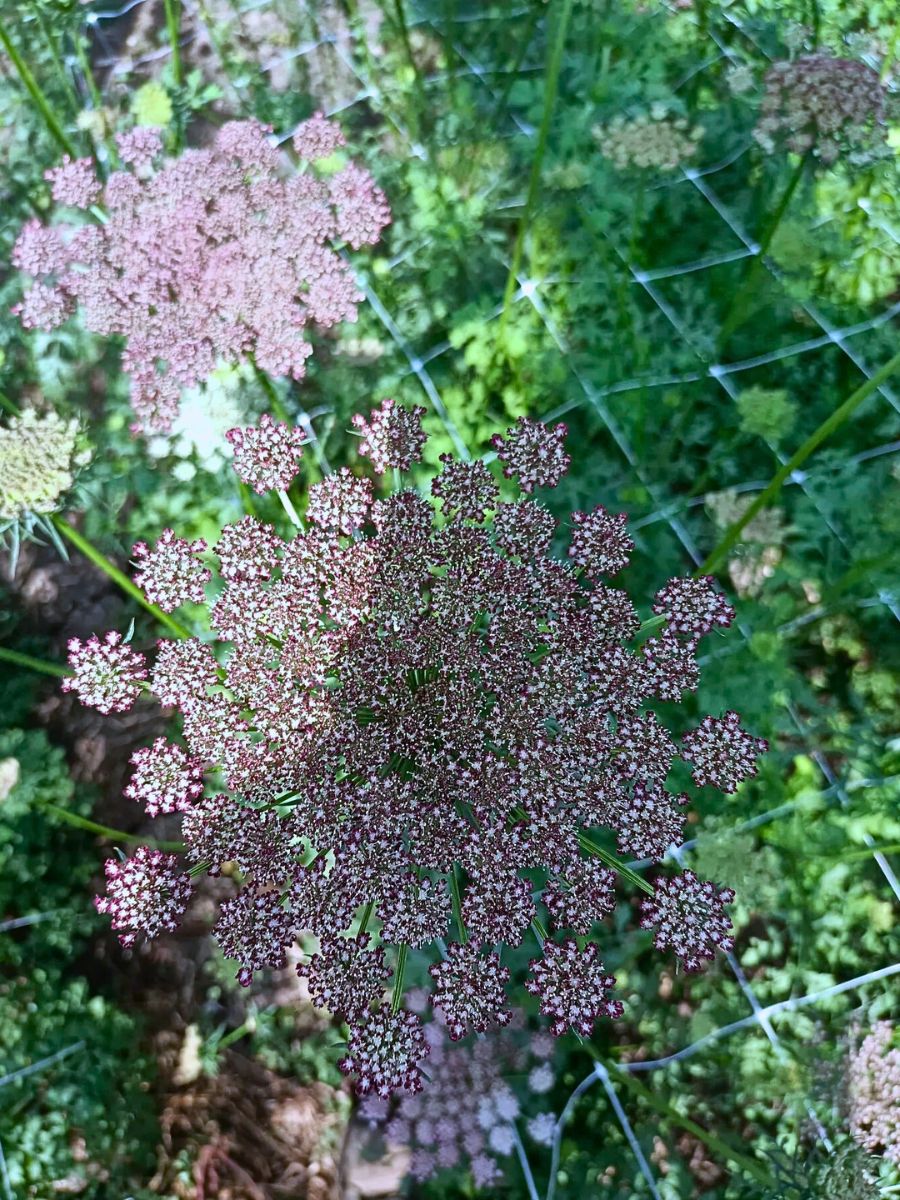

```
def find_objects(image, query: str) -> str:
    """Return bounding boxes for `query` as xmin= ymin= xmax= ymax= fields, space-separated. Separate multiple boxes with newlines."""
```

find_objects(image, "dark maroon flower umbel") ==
xmin=72 ymin=406 xmax=763 ymax=1094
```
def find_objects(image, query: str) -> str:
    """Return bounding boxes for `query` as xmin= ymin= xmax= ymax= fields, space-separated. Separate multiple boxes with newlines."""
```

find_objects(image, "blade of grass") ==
xmin=602 ymin=1060 xmax=776 ymax=1187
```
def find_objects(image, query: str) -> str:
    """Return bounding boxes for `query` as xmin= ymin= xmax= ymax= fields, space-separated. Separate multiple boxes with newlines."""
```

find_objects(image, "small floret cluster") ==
xmin=593 ymin=108 xmax=703 ymax=172
xmin=70 ymin=408 xmax=765 ymax=1095
xmin=12 ymin=117 xmax=390 ymax=433
xmin=755 ymin=54 xmax=886 ymax=164
xmin=0 ymin=408 xmax=86 ymax=521
xmin=847 ymin=1021 xmax=900 ymax=1164
xmin=362 ymin=1004 xmax=558 ymax=1186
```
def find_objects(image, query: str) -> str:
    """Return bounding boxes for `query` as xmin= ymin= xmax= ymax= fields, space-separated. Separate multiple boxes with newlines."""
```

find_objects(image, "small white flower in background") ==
xmin=0 ymin=758 xmax=21 ymax=802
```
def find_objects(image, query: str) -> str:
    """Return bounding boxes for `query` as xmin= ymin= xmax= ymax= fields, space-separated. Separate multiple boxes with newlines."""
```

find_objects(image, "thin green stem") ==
xmin=718 ymin=154 xmax=808 ymax=350
xmin=601 ymin=1060 xmax=775 ymax=1187
xmin=252 ymin=362 xmax=290 ymax=424
xmin=164 ymin=0 xmax=184 ymax=88
xmin=450 ymin=864 xmax=467 ymax=942
xmin=577 ymin=832 xmax=655 ymax=896
xmin=73 ymin=33 xmax=103 ymax=112
xmin=499 ymin=0 xmax=574 ymax=332
xmin=697 ymin=349 xmax=900 ymax=577
xmin=42 ymin=801 xmax=184 ymax=851
xmin=357 ymin=900 xmax=375 ymax=938
xmin=33 ymin=8 xmax=82 ymax=119
xmin=0 ymin=24 xmax=77 ymax=157
xmin=490 ymin=6 xmax=540 ymax=127
xmin=0 ymin=646 xmax=72 ymax=678
xmin=277 ymin=488 xmax=303 ymax=529
xmin=390 ymin=0 xmax=427 ymax=144
xmin=51 ymin=516 xmax=193 ymax=640
xmin=391 ymin=943 xmax=409 ymax=1014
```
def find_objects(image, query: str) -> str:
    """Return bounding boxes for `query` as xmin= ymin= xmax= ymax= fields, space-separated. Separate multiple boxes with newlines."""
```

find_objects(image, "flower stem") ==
xmin=252 ymin=361 xmax=291 ymax=424
xmin=391 ymin=943 xmax=409 ymax=1014
xmin=164 ymin=0 xmax=184 ymax=88
xmin=577 ymin=831 xmax=655 ymax=896
xmin=390 ymin=0 xmax=427 ymax=145
xmin=717 ymin=153 xmax=808 ymax=351
xmin=0 ymin=24 xmax=77 ymax=157
xmin=33 ymin=7 xmax=82 ymax=120
xmin=601 ymin=1059 xmax=775 ymax=1187
xmin=697 ymin=348 xmax=900 ymax=577
xmin=0 ymin=645 xmax=72 ymax=677
xmin=357 ymin=900 xmax=375 ymax=939
xmin=41 ymin=800 xmax=184 ymax=851
xmin=277 ymin=488 xmax=303 ymax=529
xmin=450 ymin=864 xmax=467 ymax=943
xmin=51 ymin=516 xmax=193 ymax=640
xmin=499 ymin=0 xmax=574 ymax=333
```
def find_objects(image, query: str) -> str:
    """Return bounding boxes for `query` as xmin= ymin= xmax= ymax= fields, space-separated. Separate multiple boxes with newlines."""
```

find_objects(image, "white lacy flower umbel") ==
xmin=73 ymin=408 xmax=767 ymax=1096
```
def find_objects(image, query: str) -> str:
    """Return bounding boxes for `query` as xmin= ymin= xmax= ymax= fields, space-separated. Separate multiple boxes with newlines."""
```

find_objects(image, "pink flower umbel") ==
xmin=94 ymin=847 xmax=192 ymax=949
xmin=13 ymin=117 xmax=390 ymax=433
xmin=352 ymin=397 xmax=428 ymax=473
xmin=62 ymin=631 xmax=147 ymax=714
xmin=124 ymin=738 xmax=204 ymax=817
xmin=338 ymin=1009 xmax=429 ymax=1097
xmin=491 ymin=417 xmax=570 ymax=493
xmin=652 ymin=575 xmax=735 ymax=636
xmin=132 ymin=529 xmax=210 ymax=611
xmin=568 ymin=504 xmax=634 ymax=576
xmin=429 ymin=943 xmax=512 ymax=1040
xmin=226 ymin=414 xmax=308 ymax=494
xmin=297 ymin=933 xmax=388 ymax=1021
xmin=639 ymin=870 xmax=736 ymax=972
xmin=682 ymin=711 xmax=768 ymax=792
xmin=525 ymin=939 xmax=624 ymax=1036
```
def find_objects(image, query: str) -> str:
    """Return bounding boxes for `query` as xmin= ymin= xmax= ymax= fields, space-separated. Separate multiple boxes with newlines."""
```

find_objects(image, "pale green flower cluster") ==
xmin=593 ymin=106 xmax=703 ymax=172
xmin=0 ymin=409 xmax=86 ymax=520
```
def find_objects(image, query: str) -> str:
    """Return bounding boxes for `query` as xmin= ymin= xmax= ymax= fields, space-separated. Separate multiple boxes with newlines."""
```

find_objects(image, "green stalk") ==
xmin=603 ymin=1061 xmax=775 ymax=1187
xmin=277 ymin=488 xmax=303 ymax=529
xmin=391 ymin=943 xmax=409 ymax=1014
xmin=450 ymin=864 xmax=467 ymax=942
xmin=718 ymin=154 xmax=808 ymax=350
xmin=41 ymin=801 xmax=184 ymax=851
xmin=489 ymin=6 xmax=541 ymax=127
xmin=252 ymin=362 xmax=290 ymax=424
xmin=0 ymin=24 xmax=77 ymax=157
xmin=357 ymin=900 xmax=375 ymax=938
xmin=33 ymin=8 xmax=82 ymax=120
xmin=343 ymin=0 xmax=378 ymax=85
xmin=577 ymin=832 xmax=655 ymax=896
xmin=51 ymin=516 xmax=193 ymax=640
xmin=499 ymin=0 xmax=574 ymax=332
xmin=164 ymin=0 xmax=184 ymax=88
xmin=697 ymin=348 xmax=900 ymax=577
xmin=390 ymin=0 xmax=427 ymax=144
xmin=0 ymin=646 xmax=71 ymax=677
